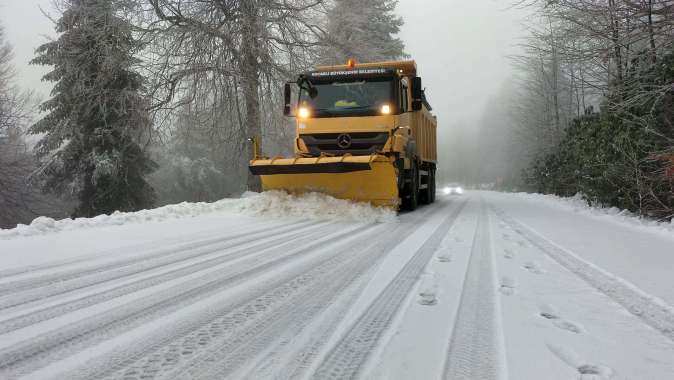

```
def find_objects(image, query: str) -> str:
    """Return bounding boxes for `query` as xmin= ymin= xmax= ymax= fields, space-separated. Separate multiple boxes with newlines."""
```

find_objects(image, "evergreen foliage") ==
xmin=319 ymin=0 xmax=407 ymax=64
xmin=527 ymin=49 xmax=674 ymax=219
xmin=31 ymin=0 xmax=156 ymax=217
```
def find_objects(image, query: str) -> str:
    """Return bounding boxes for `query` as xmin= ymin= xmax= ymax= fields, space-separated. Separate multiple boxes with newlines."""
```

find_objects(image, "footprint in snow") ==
xmin=546 ymin=344 xmax=613 ymax=380
xmin=503 ymin=249 xmax=515 ymax=259
xmin=538 ymin=306 xmax=584 ymax=334
xmin=553 ymin=319 xmax=584 ymax=334
xmin=578 ymin=364 xmax=614 ymax=380
xmin=437 ymin=252 xmax=452 ymax=262
xmin=523 ymin=261 xmax=544 ymax=274
xmin=498 ymin=276 xmax=516 ymax=296
xmin=418 ymin=274 xmax=438 ymax=306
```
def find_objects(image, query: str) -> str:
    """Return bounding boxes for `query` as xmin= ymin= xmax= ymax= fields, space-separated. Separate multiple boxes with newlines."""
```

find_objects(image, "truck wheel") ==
xmin=402 ymin=162 xmax=419 ymax=211
xmin=430 ymin=168 xmax=436 ymax=203
xmin=431 ymin=168 xmax=438 ymax=203
xmin=419 ymin=164 xmax=432 ymax=205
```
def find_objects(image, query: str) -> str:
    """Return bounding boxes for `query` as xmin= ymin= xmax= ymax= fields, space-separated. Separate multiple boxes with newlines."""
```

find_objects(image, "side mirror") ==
xmin=283 ymin=83 xmax=292 ymax=116
xmin=411 ymin=76 xmax=423 ymax=111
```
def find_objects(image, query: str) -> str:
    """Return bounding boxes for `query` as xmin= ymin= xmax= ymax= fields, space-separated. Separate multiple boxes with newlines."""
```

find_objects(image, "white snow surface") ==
xmin=504 ymin=191 xmax=674 ymax=235
xmin=0 ymin=191 xmax=673 ymax=380
xmin=0 ymin=191 xmax=396 ymax=239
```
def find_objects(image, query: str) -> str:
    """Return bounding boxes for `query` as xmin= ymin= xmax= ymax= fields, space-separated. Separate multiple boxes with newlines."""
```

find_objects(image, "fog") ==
xmin=398 ymin=0 xmax=527 ymax=125
xmin=0 ymin=0 xmax=54 ymax=96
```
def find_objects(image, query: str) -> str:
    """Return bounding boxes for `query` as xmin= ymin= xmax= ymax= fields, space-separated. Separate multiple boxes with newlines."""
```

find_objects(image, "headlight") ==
xmin=456 ymin=187 xmax=464 ymax=194
xmin=443 ymin=187 xmax=451 ymax=195
xmin=381 ymin=104 xmax=392 ymax=115
xmin=298 ymin=107 xmax=310 ymax=119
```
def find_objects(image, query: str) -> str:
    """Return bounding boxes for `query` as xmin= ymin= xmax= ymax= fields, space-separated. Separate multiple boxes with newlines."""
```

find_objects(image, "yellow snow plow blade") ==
xmin=249 ymin=154 xmax=399 ymax=208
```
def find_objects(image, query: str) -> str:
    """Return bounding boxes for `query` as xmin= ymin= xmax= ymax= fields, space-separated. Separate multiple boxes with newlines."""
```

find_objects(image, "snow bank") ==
xmin=504 ymin=192 xmax=674 ymax=235
xmin=0 ymin=191 xmax=397 ymax=240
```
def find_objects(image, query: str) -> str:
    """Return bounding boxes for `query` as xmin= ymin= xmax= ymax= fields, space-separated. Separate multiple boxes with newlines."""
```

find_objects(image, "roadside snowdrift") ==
xmin=0 ymin=191 xmax=396 ymax=239
xmin=501 ymin=192 xmax=674 ymax=235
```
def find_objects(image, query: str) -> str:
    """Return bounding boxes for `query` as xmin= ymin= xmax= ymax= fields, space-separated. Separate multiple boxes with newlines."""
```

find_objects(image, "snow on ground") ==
xmin=0 ymin=191 xmax=672 ymax=380
xmin=0 ymin=191 xmax=396 ymax=240
xmin=502 ymin=191 xmax=674 ymax=235
xmin=485 ymin=191 xmax=674 ymax=306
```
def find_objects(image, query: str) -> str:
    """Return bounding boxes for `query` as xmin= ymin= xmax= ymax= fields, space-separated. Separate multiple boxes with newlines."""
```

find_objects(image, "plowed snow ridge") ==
xmin=0 ymin=191 xmax=397 ymax=239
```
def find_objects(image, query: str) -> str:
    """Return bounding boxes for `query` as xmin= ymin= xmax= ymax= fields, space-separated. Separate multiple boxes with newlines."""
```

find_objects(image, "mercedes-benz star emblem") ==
xmin=337 ymin=133 xmax=352 ymax=149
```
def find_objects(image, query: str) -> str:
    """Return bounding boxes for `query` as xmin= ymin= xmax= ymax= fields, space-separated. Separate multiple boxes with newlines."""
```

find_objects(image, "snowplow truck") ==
xmin=249 ymin=60 xmax=437 ymax=210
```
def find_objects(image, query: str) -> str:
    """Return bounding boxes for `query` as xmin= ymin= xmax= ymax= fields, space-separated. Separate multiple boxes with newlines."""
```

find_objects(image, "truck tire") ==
xmin=430 ymin=167 xmax=436 ymax=203
xmin=402 ymin=162 xmax=419 ymax=211
xmin=419 ymin=164 xmax=432 ymax=205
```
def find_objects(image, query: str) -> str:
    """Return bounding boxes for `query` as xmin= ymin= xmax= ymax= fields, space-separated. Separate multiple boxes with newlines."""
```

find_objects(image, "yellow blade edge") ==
xmin=250 ymin=156 xmax=400 ymax=208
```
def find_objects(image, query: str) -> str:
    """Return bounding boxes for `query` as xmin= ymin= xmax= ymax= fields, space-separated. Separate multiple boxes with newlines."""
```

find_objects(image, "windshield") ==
xmin=298 ymin=78 xmax=394 ymax=117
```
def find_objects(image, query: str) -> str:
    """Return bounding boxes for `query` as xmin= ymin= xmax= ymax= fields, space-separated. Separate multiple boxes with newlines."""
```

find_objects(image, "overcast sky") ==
xmin=0 ymin=0 xmax=528 ymax=127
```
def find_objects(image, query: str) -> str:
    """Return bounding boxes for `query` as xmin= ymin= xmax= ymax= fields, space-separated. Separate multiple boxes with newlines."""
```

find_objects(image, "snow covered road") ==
xmin=0 ymin=191 xmax=673 ymax=379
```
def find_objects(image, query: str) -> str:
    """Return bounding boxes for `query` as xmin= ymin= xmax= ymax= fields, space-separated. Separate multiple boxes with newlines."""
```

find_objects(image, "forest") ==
xmin=450 ymin=0 xmax=674 ymax=220
xmin=0 ymin=0 xmax=407 ymax=228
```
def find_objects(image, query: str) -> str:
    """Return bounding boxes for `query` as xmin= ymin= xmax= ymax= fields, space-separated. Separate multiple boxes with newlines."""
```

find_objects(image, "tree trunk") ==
xmin=609 ymin=0 xmax=624 ymax=95
xmin=241 ymin=1 xmax=262 ymax=192
xmin=648 ymin=0 xmax=657 ymax=63
xmin=551 ymin=34 xmax=561 ymax=141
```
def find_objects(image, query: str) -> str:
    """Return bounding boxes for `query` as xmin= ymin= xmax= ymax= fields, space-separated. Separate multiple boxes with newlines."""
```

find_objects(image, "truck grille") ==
xmin=301 ymin=132 xmax=389 ymax=156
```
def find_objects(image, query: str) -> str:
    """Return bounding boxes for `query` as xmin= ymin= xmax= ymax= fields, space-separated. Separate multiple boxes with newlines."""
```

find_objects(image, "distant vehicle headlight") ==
xmin=456 ymin=187 xmax=464 ymax=194
xmin=443 ymin=186 xmax=451 ymax=195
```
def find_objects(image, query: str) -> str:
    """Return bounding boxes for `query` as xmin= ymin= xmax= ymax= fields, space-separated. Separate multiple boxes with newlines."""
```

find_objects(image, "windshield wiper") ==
xmin=339 ymin=105 xmax=372 ymax=110
xmin=311 ymin=106 xmax=375 ymax=116
xmin=313 ymin=108 xmax=337 ymax=115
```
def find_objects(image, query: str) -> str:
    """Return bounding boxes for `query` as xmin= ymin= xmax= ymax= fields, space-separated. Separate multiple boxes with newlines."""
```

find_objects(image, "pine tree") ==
xmin=31 ymin=0 xmax=156 ymax=217
xmin=319 ymin=0 xmax=407 ymax=64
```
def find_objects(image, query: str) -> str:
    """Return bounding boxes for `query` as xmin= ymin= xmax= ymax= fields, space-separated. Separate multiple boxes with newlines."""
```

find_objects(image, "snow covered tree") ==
xmin=0 ymin=23 xmax=70 ymax=228
xmin=0 ymin=24 xmax=35 ymax=227
xmin=319 ymin=0 xmax=407 ymax=64
xmin=511 ymin=0 xmax=674 ymax=219
xmin=146 ymin=0 xmax=324 ymax=192
xmin=31 ymin=0 xmax=157 ymax=217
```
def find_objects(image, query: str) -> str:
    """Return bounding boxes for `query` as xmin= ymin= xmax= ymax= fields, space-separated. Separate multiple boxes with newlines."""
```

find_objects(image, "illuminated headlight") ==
xmin=298 ymin=107 xmax=310 ymax=119
xmin=443 ymin=187 xmax=451 ymax=195
xmin=381 ymin=104 xmax=392 ymax=115
xmin=456 ymin=187 xmax=464 ymax=194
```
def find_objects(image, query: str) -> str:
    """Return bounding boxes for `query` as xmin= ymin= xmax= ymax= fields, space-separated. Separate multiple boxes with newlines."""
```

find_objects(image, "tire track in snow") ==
xmin=0 ymin=223 xmax=337 ymax=335
xmin=442 ymin=201 xmax=507 ymax=380
xmin=0 ymin=220 xmax=306 ymax=296
xmin=311 ymin=199 xmax=467 ymax=380
xmin=0 ymin=223 xmax=369 ymax=377
xmin=56 ymin=220 xmax=395 ymax=380
xmin=161 ymin=202 xmax=450 ymax=380
xmin=0 ymin=221 xmax=313 ymax=310
xmin=253 ymin=202 xmax=447 ymax=380
xmin=0 ymin=257 xmax=109 ymax=282
xmin=0 ymin=222 xmax=280 ymax=282
xmin=492 ymin=205 xmax=674 ymax=342
xmin=161 ymin=231 xmax=387 ymax=380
